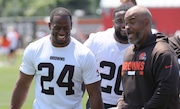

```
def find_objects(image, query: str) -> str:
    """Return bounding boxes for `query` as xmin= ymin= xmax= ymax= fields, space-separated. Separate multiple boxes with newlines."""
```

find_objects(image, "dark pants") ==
xmin=86 ymin=99 xmax=117 ymax=109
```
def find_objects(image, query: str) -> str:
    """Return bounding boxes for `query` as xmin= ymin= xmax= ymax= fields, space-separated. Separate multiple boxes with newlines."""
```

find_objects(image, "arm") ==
xmin=86 ymin=80 xmax=104 ymax=109
xmin=145 ymin=51 xmax=179 ymax=108
xmin=10 ymin=71 xmax=34 ymax=109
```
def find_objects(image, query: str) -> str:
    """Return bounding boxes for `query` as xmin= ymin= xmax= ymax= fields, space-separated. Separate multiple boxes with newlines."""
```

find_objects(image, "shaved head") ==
xmin=124 ymin=6 xmax=153 ymax=46
xmin=125 ymin=6 xmax=152 ymax=25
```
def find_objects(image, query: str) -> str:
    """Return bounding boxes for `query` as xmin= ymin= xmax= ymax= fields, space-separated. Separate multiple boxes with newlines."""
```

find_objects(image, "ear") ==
xmin=112 ymin=19 xmax=115 ymax=24
xmin=71 ymin=22 xmax=73 ymax=30
xmin=112 ymin=18 xmax=117 ymax=26
xmin=144 ymin=18 xmax=150 ymax=26
xmin=48 ymin=23 xmax=51 ymax=30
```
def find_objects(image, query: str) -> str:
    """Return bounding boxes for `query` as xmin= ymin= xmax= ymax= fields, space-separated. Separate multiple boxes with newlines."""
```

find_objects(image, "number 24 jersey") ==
xmin=20 ymin=35 xmax=101 ymax=109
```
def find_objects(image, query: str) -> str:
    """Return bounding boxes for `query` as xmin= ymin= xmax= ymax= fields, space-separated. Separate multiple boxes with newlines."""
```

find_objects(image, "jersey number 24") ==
xmin=38 ymin=63 xmax=74 ymax=95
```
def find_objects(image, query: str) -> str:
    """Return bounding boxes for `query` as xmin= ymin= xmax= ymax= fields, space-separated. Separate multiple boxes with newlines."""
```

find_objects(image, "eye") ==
xmin=53 ymin=27 xmax=61 ymax=32
xmin=64 ymin=27 xmax=70 ymax=30
xmin=129 ymin=20 xmax=135 ymax=25
xmin=125 ymin=19 xmax=135 ymax=26
xmin=115 ymin=19 xmax=123 ymax=24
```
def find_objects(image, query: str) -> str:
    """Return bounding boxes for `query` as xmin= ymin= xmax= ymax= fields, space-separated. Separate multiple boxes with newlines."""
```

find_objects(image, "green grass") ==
xmin=0 ymin=50 xmax=88 ymax=109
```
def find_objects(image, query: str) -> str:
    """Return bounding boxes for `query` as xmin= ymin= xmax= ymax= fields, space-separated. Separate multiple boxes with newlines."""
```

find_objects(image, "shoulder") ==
xmin=71 ymin=37 xmax=96 ymax=65
xmin=153 ymin=39 xmax=176 ymax=58
xmin=89 ymin=27 xmax=114 ymax=39
xmin=84 ymin=28 xmax=114 ymax=46
xmin=169 ymin=35 xmax=180 ymax=45
xmin=154 ymin=33 xmax=172 ymax=50
xmin=25 ymin=35 xmax=50 ymax=52
xmin=71 ymin=37 xmax=92 ymax=53
xmin=168 ymin=35 xmax=180 ymax=58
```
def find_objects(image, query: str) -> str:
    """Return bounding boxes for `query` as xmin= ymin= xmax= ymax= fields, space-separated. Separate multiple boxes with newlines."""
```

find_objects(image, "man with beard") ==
xmin=119 ymin=6 xmax=179 ymax=109
xmin=83 ymin=2 xmax=134 ymax=109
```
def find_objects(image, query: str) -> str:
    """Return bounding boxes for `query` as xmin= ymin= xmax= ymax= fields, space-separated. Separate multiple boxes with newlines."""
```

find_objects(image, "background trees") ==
xmin=0 ymin=0 xmax=101 ymax=17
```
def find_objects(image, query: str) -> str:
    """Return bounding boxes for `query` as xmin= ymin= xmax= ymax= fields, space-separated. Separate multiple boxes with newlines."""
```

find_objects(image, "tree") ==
xmin=0 ymin=0 xmax=101 ymax=17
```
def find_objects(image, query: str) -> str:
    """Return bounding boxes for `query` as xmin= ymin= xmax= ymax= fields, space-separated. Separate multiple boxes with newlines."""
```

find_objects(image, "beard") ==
xmin=115 ymin=30 xmax=128 ymax=42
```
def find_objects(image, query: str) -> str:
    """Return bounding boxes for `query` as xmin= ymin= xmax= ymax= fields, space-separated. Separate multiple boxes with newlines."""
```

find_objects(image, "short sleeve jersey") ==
xmin=20 ymin=35 xmax=101 ymax=109
xmin=84 ymin=28 xmax=131 ymax=105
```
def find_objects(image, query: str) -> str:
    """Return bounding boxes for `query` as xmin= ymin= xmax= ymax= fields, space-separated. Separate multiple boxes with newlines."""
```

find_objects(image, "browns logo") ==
xmin=122 ymin=61 xmax=145 ymax=71
xmin=139 ymin=52 xmax=146 ymax=61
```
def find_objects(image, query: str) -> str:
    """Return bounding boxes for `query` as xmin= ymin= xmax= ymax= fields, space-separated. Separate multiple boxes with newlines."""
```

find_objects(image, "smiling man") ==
xmin=10 ymin=7 xmax=103 ymax=109
xmin=84 ymin=2 xmax=135 ymax=109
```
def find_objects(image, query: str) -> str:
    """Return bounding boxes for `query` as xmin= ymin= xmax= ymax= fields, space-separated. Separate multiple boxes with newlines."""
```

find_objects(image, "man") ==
xmin=168 ymin=33 xmax=180 ymax=108
xmin=6 ymin=26 xmax=20 ymax=64
xmin=120 ymin=0 xmax=159 ymax=35
xmin=10 ymin=7 xmax=103 ymax=109
xmin=84 ymin=3 xmax=134 ymax=109
xmin=119 ymin=6 xmax=179 ymax=109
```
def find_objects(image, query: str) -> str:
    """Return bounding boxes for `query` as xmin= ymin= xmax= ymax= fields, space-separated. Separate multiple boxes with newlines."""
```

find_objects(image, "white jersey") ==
xmin=84 ymin=28 xmax=131 ymax=105
xmin=20 ymin=35 xmax=101 ymax=109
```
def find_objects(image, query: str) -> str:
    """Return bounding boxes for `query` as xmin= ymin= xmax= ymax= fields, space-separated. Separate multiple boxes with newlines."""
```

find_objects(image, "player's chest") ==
xmin=34 ymin=51 xmax=80 ymax=75
xmin=96 ymin=45 xmax=127 ymax=62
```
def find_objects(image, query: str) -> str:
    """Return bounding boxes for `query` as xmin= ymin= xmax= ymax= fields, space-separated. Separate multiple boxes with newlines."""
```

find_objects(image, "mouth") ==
xmin=127 ymin=31 xmax=134 ymax=40
xmin=128 ymin=33 xmax=134 ymax=39
xmin=57 ymin=35 xmax=66 ymax=40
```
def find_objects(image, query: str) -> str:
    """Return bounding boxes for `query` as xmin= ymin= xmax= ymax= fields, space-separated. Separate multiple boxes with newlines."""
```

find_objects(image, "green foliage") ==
xmin=0 ymin=0 xmax=101 ymax=17
xmin=24 ymin=0 xmax=56 ymax=16
xmin=0 ymin=52 xmax=34 ymax=109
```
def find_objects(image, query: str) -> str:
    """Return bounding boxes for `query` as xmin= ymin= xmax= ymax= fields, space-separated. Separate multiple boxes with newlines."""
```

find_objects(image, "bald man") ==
xmin=120 ymin=0 xmax=159 ymax=35
xmin=119 ymin=6 xmax=179 ymax=109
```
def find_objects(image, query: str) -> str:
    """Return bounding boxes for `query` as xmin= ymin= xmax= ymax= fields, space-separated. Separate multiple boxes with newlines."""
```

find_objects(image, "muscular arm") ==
xmin=86 ymin=80 xmax=104 ymax=109
xmin=10 ymin=71 xmax=34 ymax=109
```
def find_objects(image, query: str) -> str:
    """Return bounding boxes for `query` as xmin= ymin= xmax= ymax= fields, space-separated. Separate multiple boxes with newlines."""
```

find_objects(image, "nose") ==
xmin=120 ymin=22 xmax=126 ymax=31
xmin=121 ymin=22 xmax=125 ymax=29
xmin=125 ymin=23 xmax=130 ymax=29
xmin=58 ymin=29 xmax=66 ymax=35
xmin=125 ymin=24 xmax=130 ymax=33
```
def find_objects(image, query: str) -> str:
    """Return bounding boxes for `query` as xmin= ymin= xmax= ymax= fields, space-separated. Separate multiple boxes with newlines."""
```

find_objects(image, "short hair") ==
xmin=50 ymin=7 xmax=72 ymax=23
xmin=113 ymin=3 xmax=134 ymax=18
xmin=120 ymin=0 xmax=137 ymax=5
xmin=131 ymin=0 xmax=137 ymax=5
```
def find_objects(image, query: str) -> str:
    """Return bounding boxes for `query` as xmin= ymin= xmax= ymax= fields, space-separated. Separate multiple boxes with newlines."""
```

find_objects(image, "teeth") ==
xmin=121 ymin=29 xmax=126 ymax=32
xmin=58 ymin=35 xmax=65 ymax=39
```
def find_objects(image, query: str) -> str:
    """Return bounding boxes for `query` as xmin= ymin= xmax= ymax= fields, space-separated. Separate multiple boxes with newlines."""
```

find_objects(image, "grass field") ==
xmin=0 ymin=49 xmax=88 ymax=109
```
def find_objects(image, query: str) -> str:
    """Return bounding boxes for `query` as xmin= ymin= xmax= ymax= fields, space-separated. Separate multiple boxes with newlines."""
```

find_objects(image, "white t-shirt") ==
xmin=84 ymin=28 xmax=131 ymax=105
xmin=20 ymin=35 xmax=101 ymax=109
xmin=7 ymin=31 xmax=19 ymax=50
